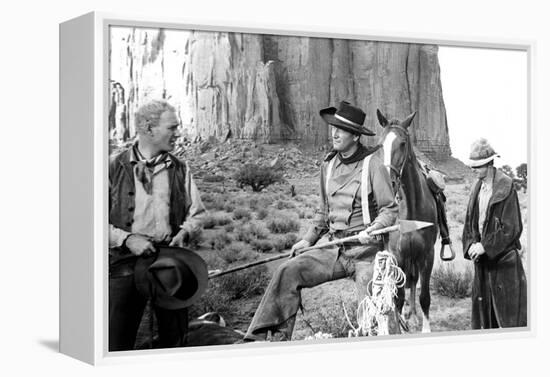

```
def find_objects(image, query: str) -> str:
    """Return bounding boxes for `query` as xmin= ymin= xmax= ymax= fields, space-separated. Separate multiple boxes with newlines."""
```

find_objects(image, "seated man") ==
xmin=108 ymin=100 xmax=206 ymax=351
xmin=244 ymin=101 xmax=398 ymax=341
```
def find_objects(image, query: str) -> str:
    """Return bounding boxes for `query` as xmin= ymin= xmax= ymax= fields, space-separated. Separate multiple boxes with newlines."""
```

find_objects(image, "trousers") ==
xmin=245 ymin=235 xmax=383 ymax=341
xmin=109 ymin=259 xmax=188 ymax=351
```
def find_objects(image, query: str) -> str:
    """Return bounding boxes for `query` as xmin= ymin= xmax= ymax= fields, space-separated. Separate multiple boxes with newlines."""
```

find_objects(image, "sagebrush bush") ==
xmin=301 ymin=297 xmax=359 ymax=339
xmin=251 ymin=239 xmax=274 ymax=253
xmin=272 ymin=233 xmax=298 ymax=252
xmin=206 ymin=196 xmax=227 ymax=211
xmin=217 ymin=244 xmax=253 ymax=264
xmin=186 ymin=227 xmax=203 ymax=248
xmin=275 ymin=200 xmax=296 ymax=210
xmin=201 ymin=214 xmax=218 ymax=229
xmin=209 ymin=232 xmax=232 ymax=251
xmin=201 ymin=213 xmax=232 ymax=229
xmin=266 ymin=215 xmax=300 ymax=234
xmin=431 ymin=263 xmax=473 ymax=298
xmin=248 ymin=197 xmax=260 ymax=211
xmin=235 ymin=222 xmax=268 ymax=243
xmin=234 ymin=163 xmax=283 ymax=192
xmin=233 ymin=207 xmax=252 ymax=221
xmin=223 ymin=202 xmax=236 ymax=212
xmin=224 ymin=223 xmax=235 ymax=233
xmin=215 ymin=266 xmax=270 ymax=300
xmin=256 ymin=208 xmax=269 ymax=220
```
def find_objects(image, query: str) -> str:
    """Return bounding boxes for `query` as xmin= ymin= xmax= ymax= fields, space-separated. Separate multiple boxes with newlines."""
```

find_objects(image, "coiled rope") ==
xmin=344 ymin=251 xmax=406 ymax=336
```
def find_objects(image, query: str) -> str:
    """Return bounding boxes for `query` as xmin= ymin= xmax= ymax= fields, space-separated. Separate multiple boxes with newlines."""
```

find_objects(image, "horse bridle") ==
xmin=385 ymin=125 xmax=411 ymax=202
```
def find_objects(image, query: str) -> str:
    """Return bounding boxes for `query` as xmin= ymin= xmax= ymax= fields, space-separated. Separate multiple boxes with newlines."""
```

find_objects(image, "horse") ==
xmin=377 ymin=109 xmax=438 ymax=333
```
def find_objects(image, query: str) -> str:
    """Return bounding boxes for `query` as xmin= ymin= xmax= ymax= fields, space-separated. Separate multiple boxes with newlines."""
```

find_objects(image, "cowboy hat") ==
xmin=135 ymin=246 xmax=208 ymax=310
xmin=468 ymin=138 xmax=500 ymax=168
xmin=320 ymin=101 xmax=375 ymax=136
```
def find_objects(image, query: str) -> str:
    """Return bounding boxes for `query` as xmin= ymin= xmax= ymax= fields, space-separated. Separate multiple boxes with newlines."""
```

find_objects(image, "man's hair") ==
xmin=135 ymin=100 xmax=177 ymax=134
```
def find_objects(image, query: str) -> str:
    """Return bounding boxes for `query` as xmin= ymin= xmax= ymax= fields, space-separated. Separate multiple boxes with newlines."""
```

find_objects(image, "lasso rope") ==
xmin=344 ymin=251 xmax=406 ymax=336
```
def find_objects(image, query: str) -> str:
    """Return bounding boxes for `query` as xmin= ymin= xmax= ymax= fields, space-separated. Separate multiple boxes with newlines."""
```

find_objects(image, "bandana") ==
xmin=324 ymin=144 xmax=380 ymax=165
xmin=131 ymin=145 xmax=172 ymax=195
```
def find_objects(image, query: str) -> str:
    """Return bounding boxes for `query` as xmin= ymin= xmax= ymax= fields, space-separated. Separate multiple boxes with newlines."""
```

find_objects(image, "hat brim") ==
xmin=468 ymin=154 xmax=499 ymax=168
xmin=135 ymin=246 xmax=208 ymax=310
xmin=320 ymin=108 xmax=375 ymax=136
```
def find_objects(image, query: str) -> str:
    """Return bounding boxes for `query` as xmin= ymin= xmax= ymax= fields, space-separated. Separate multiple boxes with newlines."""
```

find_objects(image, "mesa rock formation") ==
xmin=110 ymin=27 xmax=451 ymax=159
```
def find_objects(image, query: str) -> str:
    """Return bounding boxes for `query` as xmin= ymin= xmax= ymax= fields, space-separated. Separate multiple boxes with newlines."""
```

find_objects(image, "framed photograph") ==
xmin=60 ymin=12 xmax=533 ymax=365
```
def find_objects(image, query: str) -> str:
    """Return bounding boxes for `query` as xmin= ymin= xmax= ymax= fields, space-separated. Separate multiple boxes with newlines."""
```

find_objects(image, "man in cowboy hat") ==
xmin=244 ymin=101 xmax=398 ymax=341
xmin=108 ymin=99 xmax=207 ymax=351
xmin=462 ymin=138 xmax=527 ymax=329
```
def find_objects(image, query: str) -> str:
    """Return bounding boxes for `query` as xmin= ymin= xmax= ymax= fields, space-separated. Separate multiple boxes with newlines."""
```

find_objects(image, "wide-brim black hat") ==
xmin=135 ymin=246 xmax=208 ymax=310
xmin=320 ymin=101 xmax=375 ymax=136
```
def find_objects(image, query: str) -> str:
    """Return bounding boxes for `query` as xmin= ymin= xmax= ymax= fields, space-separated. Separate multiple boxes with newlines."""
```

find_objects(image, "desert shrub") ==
xmin=223 ymin=202 xmax=235 ymax=212
xmin=431 ymin=264 xmax=473 ymax=298
xmin=297 ymin=210 xmax=305 ymax=219
xmin=305 ymin=210 xmax=314 ymax=219
xmin=205 ymin=196 xmax=228 ymax=211
xmin=186 ymin=227 xmax=203 ymax=248
xmin=201 ymin=213 xmax=232 ymax=229
xmin=233 ymin=207 xmax=252 ymax=221
xmin=215 ymin=266 xmax=271 ymax=300
xmin=201 ymin=214 xmax=218 ymax=229
xmin=235 ymin=222 xmax=268 ymax=243
xmin=203 ymin=174 xmax=225 ymax=183
xmin=215 ymin=214 xmax=233 ymax=226
xmin=248 ymin=197 xmax=260 ymax=211
xmin=209 ymin=232 xmax=233 ymax=251
xmin=256 ymin=208 xmax=269 ymax=220
xmin=234 ymin=163 xmax=283 ymax=192
xmin=272 ymin=233 xmax=298 ymax=252
xmin=266 ymin=215 xmax=300 ymax=234
xmin=201 ymin=192 xmax=215 ymax=204
xmin=224 ymin=223 xmax=235 ymax=233
xmin=251 ymin=239 xmax=275 ymax=253
xmin=217 ymin=243 xmax=252 ymax=264
xmin=301 ymin=298 xmax=358 ymax=339
xmin=275 ymin=199 xmax=296 ymax=210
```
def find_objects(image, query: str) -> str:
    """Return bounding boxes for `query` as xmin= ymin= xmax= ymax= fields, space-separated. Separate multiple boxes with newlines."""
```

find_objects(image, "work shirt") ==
xmin=109 ymin=147 xmax=206 ymax=248
xmin=303 ymin=150 xmax=398 ymax=244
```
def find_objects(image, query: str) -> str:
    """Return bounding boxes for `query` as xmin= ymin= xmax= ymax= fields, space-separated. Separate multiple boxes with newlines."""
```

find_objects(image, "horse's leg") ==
xmin=419 ymin=247 xmax=435 ymax=333
xmin=407 ymin=279 xmax=420 ymax=331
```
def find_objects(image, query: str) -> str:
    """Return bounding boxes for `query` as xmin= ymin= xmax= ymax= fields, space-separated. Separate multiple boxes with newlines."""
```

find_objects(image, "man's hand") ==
xmin=169 ymin=229 xmax=189 ymax=247
xmin=468 ymin=242 xmax=486 ymax=262
xmin=125 ymin=234 xmax=156 ymax=256
xmin=290 ymin=240 xmax=311 ymax=258
xmin=357 ymin=225 xmax=378 ymax=244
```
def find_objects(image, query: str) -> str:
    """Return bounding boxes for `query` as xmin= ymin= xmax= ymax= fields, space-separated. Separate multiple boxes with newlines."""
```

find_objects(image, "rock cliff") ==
xmin=110 ymin=28 xmax=451 ymax=159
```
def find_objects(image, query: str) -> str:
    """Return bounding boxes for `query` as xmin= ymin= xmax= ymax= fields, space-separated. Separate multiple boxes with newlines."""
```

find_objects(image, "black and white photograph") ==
xmin=107 ymin=25 xmax=528 ymax=351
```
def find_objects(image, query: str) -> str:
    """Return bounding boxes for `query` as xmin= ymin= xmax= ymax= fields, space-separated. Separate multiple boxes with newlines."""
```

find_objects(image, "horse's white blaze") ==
xmin=382 ymin=131 xmax=397 ymax=175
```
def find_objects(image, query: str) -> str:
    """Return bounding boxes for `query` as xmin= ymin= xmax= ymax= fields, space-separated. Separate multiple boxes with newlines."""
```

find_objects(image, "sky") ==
xmin=438 ymin=46 xmax=528 ymax=169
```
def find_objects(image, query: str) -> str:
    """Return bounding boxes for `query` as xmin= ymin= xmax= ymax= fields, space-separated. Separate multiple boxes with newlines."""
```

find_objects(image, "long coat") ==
xmin=462 ymin=169 xmax=527 ymax=329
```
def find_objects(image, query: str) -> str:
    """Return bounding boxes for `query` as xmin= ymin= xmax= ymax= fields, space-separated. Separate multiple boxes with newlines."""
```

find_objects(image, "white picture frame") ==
xmin=59 ymin=11 xmax=535 ymax=365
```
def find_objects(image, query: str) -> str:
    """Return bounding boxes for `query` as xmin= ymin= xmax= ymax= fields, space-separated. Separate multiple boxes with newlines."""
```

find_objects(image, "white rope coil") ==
xmin=344 ymin=251 xmax=406 ymax=337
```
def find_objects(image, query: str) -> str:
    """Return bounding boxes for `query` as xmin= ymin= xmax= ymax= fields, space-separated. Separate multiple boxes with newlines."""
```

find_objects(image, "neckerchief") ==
xmin=132 ymin=145 xmax=172 ymax=195
xmin=324 ymin=144 xmax=380 ymax=164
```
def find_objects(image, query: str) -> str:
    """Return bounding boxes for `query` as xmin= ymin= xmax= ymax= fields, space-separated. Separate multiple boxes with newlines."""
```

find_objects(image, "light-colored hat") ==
xmin=468 ymin=138 xmax=499 ymax=167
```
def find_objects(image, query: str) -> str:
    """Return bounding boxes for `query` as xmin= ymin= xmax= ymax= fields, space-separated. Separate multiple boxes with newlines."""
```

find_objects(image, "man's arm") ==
xmin=180 ymin=161 xmax=207 ymax=234
xmin=302 ymin=164 xmax=330 ymax=245
xmin=109 ymin=225 xmax=131 ymax=248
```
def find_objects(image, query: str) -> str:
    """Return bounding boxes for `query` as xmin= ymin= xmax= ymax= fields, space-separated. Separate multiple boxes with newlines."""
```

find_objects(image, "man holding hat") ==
xmin=108 ymin=99 xmax=208 ymax=351
xmin=244 ymin=101 xmax=398 ymax=341
xmin=462 ymin=138 xmax=527 ymax=329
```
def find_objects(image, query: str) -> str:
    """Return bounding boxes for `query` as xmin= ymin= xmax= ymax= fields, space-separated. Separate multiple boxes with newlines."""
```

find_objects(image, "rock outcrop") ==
xmin=110 ymin=28 xmax=451 ymax=159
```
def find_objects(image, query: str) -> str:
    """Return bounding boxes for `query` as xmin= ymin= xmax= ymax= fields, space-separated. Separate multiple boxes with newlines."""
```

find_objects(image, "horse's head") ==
xmin=376 ymin=109 xmax=416 ymax=194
